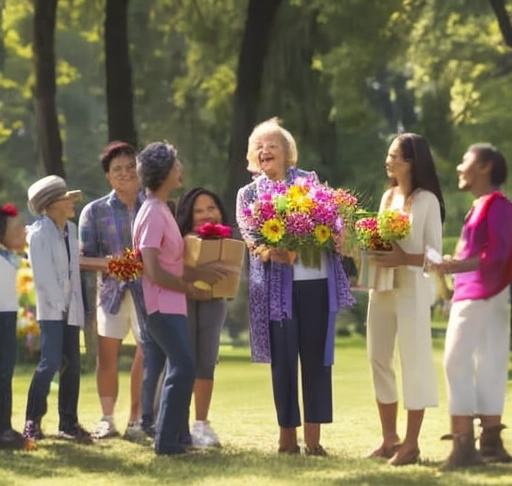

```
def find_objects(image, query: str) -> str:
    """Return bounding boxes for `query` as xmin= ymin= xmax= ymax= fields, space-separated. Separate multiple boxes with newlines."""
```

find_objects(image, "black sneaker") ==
xmin=0 ymin=429 xmax=25 ymax=450
xmin=58 ymin=423 xmax=93 ymax=444
xmin=23 ymin=420 xmax=45 ymax=441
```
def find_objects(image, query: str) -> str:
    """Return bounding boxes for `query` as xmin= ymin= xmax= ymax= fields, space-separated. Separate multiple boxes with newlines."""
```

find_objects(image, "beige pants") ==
xmin=444 ymin=287 xmax=510 ymax=415
xmin=366 ymin=269 xmax=438 ymax=410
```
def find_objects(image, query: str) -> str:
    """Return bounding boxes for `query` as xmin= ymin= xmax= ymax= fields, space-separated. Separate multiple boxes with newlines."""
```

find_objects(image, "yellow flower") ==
xmin=314 ymin=224 xmax=331 ymax=244
xmin=17 ymin=268 xmax=34 ymax=296
xmin=287 ymin=185 xmax=308 ymax=199
xmin=286 ymin=185 xmax=314 ymax=213
xmin=261 ymin=218 xmax=285 ymax=243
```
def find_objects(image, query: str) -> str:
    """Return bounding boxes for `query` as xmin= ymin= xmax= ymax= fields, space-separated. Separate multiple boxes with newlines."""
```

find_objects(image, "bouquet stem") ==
xmin=298 ymin=246 xmax=322 ymax=269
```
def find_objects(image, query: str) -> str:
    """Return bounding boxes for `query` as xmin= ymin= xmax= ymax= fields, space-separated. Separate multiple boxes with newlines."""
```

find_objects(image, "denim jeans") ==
xmin=147 ymin=312 xmax=195 ymax=454
xmin=140 ymin=332 xmax=166 ymax=430
xmin=25 ymin=321 xmax=81 ymax=430
xmin=0 ymin=312 xmax=17 ymax=432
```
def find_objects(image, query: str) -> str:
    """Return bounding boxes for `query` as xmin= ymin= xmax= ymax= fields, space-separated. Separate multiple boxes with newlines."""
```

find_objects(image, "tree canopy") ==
xmin=1 ymin=0 xmax=511 ymax=237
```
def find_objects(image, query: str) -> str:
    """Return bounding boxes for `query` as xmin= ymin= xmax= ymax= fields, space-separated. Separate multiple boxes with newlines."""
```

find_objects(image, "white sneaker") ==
xmin=191 ymin=420 xmax=220 ymax=447
xmin=91 ymin=418 xmax=119 ymax=439
xmin=123 ymin=421 xmax=148 ymax=443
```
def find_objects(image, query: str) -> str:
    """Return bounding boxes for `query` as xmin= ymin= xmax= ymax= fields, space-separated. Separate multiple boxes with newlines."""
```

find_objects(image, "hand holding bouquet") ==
xmin=107 ymin=248 xmax=143 ymax=281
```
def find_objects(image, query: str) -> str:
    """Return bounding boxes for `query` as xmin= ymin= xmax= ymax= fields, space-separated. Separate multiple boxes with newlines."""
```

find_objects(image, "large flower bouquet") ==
xmin=354 ymin=209 xmax=411 ymax=291
xmin=242 ymin=175 xmax=358 ymax=267
xmin=107 ymin=248 xmax=143 ymax=281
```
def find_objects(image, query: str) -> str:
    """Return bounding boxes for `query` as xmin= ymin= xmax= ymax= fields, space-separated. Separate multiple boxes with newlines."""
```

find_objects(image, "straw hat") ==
xmin=27 ymin=175 xmax=82 ymax=216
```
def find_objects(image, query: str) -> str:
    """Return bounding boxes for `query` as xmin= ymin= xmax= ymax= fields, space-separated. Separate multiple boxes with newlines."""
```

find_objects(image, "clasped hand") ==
xmin=425 ymin=256 xmax=453 ymax=276
xmin=367 ymin=242 xmax=406 ymax=268
xmin=195 ymin=261 xmax=238 ymax=285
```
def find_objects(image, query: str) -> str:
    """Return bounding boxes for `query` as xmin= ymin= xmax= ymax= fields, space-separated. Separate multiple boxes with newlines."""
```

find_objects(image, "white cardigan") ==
xmin=26 ymin=216 xmax=84 ymax=327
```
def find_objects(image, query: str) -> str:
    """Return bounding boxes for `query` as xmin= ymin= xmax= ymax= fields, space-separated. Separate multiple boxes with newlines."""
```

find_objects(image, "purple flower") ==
xmin=334 ymin=216 xmax=344 ymax=233
xmin=310 ymin=202 xmax=338 ymax=226
xmin=285 ymin=212 xmax=314 ymax=236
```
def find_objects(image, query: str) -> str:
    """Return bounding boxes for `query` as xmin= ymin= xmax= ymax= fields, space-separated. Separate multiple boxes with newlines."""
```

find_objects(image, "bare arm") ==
xmin=79 ymin=256 xmax=109 ymax=272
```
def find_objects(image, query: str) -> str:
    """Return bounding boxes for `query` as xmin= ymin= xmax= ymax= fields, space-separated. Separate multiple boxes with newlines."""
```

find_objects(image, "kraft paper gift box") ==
xmin=357 ymin=250 xmax=395 ymax=292
xmin=184 ymin=235 xmax=245 ymax=298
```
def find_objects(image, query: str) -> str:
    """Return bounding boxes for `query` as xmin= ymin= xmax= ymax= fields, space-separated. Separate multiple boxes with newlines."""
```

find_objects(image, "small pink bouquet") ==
xmin=354 ymin=209 xmax=411 ymax=291
xmin=241 ymin=175 xmax=357 ymax=267
xmin=197 ymin=222 xmax=232 ymax=239
xmin=377 ymin=209 xmax=411 ymax=243
xmin=355 ymin=210 xmax=410 ymax=251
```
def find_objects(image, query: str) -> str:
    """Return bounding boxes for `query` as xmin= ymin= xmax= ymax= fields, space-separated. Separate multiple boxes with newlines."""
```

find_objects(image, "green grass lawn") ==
xmin=2 ymin=334 xmax=512 ymax=486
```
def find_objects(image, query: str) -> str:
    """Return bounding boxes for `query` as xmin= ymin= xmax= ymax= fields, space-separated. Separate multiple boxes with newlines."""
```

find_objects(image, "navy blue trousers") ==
xmin=0 ymin=312 xmax=17 ymax=432
xmin=270 ymin=279 xmax=332 ymax=428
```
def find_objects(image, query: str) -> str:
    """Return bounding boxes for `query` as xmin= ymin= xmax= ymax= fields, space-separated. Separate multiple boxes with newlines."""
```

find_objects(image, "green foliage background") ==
xmin=1 ymin=0 xmax=511 ymax=238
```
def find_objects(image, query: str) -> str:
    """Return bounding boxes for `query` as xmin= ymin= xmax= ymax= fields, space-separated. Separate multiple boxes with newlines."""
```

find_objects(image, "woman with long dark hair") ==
xmin=175 ymin=188 xmax=230 ymax=447
xmin=366 ymin=133 xmax=445 ymax=466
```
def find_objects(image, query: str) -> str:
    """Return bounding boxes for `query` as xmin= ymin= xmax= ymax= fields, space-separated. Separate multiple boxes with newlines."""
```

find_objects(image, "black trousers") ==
xmin=270 ymin=279 xmax=332 ymax=427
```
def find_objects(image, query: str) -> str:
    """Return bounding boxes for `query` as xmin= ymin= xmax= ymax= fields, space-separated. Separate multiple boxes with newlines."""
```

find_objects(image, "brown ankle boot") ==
xmin=441 ymin=431 xmax=485 ymax=469
xmin=480 ymin=424 xmax=512 ymax=463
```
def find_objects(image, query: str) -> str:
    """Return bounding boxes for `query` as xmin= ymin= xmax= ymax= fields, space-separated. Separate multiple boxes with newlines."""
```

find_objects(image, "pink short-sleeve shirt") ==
xmin=133 ymin=197 xmax=187 ymax=316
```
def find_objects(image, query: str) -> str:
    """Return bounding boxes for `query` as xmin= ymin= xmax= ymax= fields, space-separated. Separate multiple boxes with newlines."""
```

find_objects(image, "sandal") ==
xmin=388 ymin=447 xmax=420 ymax=466
xmin=367 ymin=442 xmax=402 ymax=459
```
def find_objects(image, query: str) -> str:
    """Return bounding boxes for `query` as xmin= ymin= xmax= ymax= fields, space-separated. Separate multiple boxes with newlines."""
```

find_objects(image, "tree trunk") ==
xmin=105 ymin=0 xmax=137 ymax=146
xmin=0 ymin=2 xmax=5 ymax=72
xmin=81 ymin=270 xmax=97 ymax=372
xmin=488 ymin=0 xmax=512 ymax=48
xmin=224 ymin=0 xmax=283 ymax=219
xmin=33 ymin=0 xmax=65 ymax=177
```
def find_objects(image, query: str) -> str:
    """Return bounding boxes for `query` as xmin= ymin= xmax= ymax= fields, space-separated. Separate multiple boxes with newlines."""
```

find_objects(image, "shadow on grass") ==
xmin=2 ymin=442 xmax=511 ymax=486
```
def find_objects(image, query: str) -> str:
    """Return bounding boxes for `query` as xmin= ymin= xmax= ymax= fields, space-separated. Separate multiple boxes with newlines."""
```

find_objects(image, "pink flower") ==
xmin=197 ymin=222 xmax=233 ymax=239
xmin=258 ymin=201 xmax=277 ymax=221
xmin=285 ymin=212 xmax=314 ymax=236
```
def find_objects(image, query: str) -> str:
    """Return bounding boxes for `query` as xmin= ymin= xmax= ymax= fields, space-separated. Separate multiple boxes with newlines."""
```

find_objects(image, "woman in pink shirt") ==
xmin=432 ymin=143 xmax=512 ymax=468
xmin=133 ymin=142 xmax=220 ymax=455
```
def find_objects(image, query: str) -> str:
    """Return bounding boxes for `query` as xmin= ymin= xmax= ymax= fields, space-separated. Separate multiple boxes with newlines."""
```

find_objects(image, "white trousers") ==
xmin=444 ymin=287 xmax=510 ymax=416
xmin=366 ymin=269 xmax=438 ymax=409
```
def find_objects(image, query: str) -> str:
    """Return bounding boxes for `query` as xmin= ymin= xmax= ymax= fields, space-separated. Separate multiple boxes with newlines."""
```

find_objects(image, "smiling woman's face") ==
xmin=105 ymin=154 xmax=139 ymax=193
xmin=192 ymin=194 xmax=222 ymax=230
xmin=254 ymin=133 xmax=287 ymax=180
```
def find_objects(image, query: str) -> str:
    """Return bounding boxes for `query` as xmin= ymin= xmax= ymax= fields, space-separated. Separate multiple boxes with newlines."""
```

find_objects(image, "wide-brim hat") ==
xmin=27 ymin=175 xmax=82 ymax=216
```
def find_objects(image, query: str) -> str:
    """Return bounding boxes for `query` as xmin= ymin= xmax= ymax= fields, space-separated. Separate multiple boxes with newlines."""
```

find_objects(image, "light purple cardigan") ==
xmin=236 ymin=168 xmax=354 ymax=365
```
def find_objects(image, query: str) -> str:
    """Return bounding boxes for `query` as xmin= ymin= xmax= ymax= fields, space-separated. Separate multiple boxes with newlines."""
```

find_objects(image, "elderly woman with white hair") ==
xmin=235 ymin=118 xmax=353 ymax=456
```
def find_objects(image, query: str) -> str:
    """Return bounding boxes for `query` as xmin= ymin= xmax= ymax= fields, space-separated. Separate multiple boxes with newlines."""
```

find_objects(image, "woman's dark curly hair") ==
xmin=137 ymin=142 xmax=178 ymax=191
xmin=175 ymin=187 xmax=229 ymax=236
